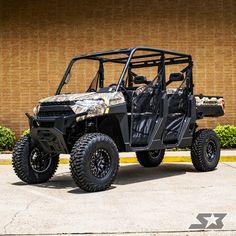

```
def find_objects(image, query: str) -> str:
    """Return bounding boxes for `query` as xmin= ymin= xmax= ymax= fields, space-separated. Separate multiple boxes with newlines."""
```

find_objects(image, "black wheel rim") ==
xmin=150 ymin=150 xmax=161 ymax=159
xmin=90 ymin=148 xmax=111 ymax=178
xmin=206 ymin=139 xmax=217 ymax=162
xmin=29 ymin=148 xmax=52 ymax=173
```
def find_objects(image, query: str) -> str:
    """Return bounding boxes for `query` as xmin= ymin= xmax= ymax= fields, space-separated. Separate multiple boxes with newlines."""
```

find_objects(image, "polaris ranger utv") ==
xmin=12 ymin=47 xmax=225 ymax=192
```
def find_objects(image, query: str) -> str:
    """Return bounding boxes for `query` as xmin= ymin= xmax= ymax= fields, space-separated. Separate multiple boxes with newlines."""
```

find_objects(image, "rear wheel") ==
xmin=136 ymin=149 xmax=165 ymax=167
xmin=12 ymin=136 xmax=59 ymax=184
xmin=191 ymin=129 xmax=220 ymax=171
xmin=70 ymin=133 xmax=119 ymax=192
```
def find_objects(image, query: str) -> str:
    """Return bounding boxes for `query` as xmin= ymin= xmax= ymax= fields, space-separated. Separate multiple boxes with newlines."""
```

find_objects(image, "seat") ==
xmin=163 ymin=88 xmax=188 ymax=144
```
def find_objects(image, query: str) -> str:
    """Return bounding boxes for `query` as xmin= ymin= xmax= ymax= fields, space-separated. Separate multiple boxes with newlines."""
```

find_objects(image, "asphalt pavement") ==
xmin=0 ymin=162 xmax=236 ymax=235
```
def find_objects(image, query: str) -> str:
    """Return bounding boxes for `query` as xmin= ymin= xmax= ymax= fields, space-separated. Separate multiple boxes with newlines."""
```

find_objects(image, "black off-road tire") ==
xmin=70 ymin=133 xmax=119 ymax=192
xmin=191 ymin=129 xmax=220 ymax=172
xmin=136 ymin=149 xmax=165 ymax=167
xmin=12 ymin=136 xmax=59 ymax=184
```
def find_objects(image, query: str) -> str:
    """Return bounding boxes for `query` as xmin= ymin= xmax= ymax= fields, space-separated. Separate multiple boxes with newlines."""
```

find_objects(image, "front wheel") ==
xmin=12 ymin=136 xmax=59 ymax=184
xmin=70 ymin=133 xmax=119 ymax=192
xmin=136 ymin=149 xmax=165 ymax=167
xmin=191 ymin=129 xmax=220 ymax=171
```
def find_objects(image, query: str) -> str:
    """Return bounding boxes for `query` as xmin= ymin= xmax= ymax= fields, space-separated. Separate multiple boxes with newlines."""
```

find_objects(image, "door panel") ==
xmin=130 ymin=84 xmax=162 ymax=146
xmin=163 ymin=87 xmax=189 ymax=144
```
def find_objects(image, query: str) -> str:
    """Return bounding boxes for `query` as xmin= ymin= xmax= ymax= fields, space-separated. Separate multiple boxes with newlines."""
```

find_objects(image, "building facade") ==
xmin=0 ymin=0 xmax=235 ymax=136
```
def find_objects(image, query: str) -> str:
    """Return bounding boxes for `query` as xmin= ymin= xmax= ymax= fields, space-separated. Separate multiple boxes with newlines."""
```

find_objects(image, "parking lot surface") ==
xmin=0 ymin=162 xmax=236 ymax=235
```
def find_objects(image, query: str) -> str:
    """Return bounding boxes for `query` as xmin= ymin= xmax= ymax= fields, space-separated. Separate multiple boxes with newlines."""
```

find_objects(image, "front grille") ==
xmin=37 ymin=110 xmax=74 ymax=118
xmin=37 ymin=104 xmax=75 ymax=118
xmin=40 ymin=101 xmax=75 ymax=106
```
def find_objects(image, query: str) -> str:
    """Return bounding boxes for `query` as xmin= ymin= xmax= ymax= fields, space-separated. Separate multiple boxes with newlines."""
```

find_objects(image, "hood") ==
xmin=37 ymin=92 xmax=125 ymax=121
xmin=39 ymin=93 xmax=94 ymax=103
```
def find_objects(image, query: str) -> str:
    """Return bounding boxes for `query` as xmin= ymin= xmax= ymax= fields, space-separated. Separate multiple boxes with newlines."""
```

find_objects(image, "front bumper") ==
xmin=26 ymin=112 xmax=87 ymax=154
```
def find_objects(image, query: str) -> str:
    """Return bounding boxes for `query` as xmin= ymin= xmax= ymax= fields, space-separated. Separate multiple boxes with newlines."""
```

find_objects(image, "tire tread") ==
xmin=191 ymin=129 xmax=220 ymax=172
xmin=70 ymin=133 xmax=119 ymax=192
xmin=136 ymin=149 xmax=165 ymax=167
xmin=12 ymin=136 xmax=59 ymax=184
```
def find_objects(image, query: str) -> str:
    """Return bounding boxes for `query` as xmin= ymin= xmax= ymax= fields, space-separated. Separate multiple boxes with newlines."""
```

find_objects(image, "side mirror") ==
xmin=133 ymin=75 xmax=148 ymax=84
xmin=169 ymin=73 xmax=184 ymax=82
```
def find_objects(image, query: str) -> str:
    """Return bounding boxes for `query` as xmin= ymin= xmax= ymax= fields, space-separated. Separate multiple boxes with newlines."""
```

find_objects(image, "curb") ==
xmin=1 ymin=156 xmax=236 ymax=165
xmin=119 ymin=156 xmax=236 ymax=163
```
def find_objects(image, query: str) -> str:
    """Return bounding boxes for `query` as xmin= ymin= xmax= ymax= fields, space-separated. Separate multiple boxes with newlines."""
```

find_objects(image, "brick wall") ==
xmin=0 ymin=0 xmax=235 ymax=137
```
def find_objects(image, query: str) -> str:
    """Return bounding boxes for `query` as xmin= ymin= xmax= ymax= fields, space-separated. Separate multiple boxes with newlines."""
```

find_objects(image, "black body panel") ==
xmin=197 ymin=105 xmax=224 ymax=118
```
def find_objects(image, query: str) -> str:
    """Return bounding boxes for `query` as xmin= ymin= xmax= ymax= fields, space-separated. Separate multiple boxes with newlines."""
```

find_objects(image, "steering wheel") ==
xmin=108 ymin=83 xmax=128 ymax=97
xmin=107 ymin=83 xmax=129 ymax=104
xmin=117 ymin=85 xmax=130 ymax=104
xmin=107 ymin=83 xmax=117 ymax=92
xmin=108 ymin=83 xmax=117 ymax=87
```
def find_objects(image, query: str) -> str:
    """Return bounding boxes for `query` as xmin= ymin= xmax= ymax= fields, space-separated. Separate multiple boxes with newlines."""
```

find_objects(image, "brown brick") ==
xmin=0 ymin=0 xmax=235 ymax=137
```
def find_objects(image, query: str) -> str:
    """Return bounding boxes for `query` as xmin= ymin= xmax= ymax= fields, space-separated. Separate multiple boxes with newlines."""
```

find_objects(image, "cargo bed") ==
xmin=195 ymin=95 xmax=224 ymax=118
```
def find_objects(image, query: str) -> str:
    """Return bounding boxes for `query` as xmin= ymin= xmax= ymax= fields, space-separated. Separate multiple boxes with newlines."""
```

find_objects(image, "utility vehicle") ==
xmin=12 ymin=47 xmax=225 ymax=192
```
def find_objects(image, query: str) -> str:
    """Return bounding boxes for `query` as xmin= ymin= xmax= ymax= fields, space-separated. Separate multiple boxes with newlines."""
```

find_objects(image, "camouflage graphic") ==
xmin=166 ymin=88 xmax=178 ymax=94
xmin=166 ymin=89 xmax=224 ymax=108
xmin=38 ymin=92 xmax=125 ymax=121
xmin=135 ymin=85 xmax=153 ymax=95
xmin=195 ymin=96 xmax=224 ymax=107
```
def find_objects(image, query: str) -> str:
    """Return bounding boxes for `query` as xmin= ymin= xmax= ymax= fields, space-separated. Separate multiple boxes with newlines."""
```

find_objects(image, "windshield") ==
xmin=60 ymin=59 xmax=125 ymax=94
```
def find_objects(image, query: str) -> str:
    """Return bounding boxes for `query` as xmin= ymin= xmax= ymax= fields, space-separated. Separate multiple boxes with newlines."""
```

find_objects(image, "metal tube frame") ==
xmin=56 ymin=47 xmax=192 ymax=95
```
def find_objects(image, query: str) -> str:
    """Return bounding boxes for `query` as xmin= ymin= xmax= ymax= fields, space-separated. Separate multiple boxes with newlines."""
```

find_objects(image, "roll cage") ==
xmin=56 ymin=46 xmax=193 ymax=95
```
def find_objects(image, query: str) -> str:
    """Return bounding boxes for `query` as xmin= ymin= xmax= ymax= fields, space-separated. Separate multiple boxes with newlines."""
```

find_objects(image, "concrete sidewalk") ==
xmin=0 ymin=162 xmax=235 ymax=235
xmin=1 ymin=150 xmax=236 ymax=165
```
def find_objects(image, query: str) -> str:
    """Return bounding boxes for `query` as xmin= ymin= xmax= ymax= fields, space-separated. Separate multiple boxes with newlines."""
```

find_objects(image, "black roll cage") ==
xmin=56 ymin=46 xmax=193 ymax=95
